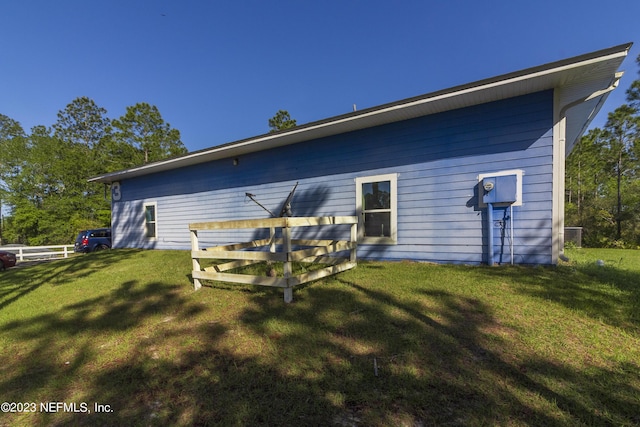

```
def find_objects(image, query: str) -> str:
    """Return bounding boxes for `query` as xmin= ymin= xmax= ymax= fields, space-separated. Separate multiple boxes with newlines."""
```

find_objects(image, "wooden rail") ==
xmin=189 ymin=216 xmax=358 ymax=303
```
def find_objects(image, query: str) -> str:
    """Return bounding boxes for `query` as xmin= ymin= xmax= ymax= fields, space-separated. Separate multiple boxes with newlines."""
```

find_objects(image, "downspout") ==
xmin=554 ymin=72 xmax=624 ymax=262
xmin=510 ymin=205 xmax=514 ymax=265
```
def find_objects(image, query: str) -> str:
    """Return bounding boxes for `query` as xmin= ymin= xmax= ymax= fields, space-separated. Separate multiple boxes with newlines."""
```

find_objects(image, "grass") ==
xmin=0 ymin=248 xmax=639 ymax=426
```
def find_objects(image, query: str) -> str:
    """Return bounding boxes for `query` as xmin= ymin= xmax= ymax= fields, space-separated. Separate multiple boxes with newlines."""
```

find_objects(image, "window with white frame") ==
xmin=144 ymin=202 xmax=157 ymax=239
xmin=355 ymin=173 xmax=397 ymax=244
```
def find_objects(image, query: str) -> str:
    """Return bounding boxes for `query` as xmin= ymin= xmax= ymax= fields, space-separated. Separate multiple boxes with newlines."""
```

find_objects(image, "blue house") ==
xmin=91 ymin=43 xmax=631 ymax=265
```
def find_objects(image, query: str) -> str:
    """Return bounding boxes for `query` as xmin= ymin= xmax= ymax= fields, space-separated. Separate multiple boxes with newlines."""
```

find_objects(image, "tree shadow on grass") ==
xmin=1 ymin=258 xmax=639 ymax=426
xmin=0 ymin=253 xmax=209 ymax=426
xmin=326 ymin=278 xmax=639 ymax=425
xmin=0 ymin=250 xmax=135 ymax=311
xmin=476 ymin=263 xmax=640 ymax=332
xmin=175 ymin=270 xmax=640 ymax=425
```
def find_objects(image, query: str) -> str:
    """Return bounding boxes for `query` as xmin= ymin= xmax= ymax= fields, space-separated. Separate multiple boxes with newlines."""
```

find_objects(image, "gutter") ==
xmin=559 ymin=71 xmax=624 ymax=119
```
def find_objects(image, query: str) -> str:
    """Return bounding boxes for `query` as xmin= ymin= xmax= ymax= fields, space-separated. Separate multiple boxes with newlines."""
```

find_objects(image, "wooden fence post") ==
xmin=282 ymin=224 xmax=293 ymax=303
xmin=190 ymin=229 xmax=202 ymax=290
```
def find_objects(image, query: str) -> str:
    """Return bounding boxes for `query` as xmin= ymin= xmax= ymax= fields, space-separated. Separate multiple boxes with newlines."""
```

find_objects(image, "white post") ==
xmin=190 ymin=229 xmax=202 ymax=290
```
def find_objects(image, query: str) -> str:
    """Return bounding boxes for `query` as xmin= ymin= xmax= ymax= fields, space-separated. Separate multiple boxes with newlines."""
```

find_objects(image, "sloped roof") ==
xmin=90 ymin=43 xmax=632 ymax=184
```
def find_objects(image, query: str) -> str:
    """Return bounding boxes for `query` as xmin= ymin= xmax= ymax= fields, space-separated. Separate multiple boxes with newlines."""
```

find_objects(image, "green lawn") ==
xmin=0 ymin=248 xmax=639 ymax=426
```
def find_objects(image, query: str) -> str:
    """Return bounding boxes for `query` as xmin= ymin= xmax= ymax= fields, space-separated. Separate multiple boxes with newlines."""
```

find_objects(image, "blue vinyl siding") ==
xmin=112 ymin=90 xmax=554 ymax=264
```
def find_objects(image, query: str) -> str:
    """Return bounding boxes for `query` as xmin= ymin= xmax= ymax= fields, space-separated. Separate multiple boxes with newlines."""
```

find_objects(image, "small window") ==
xmin=144 ymin=203 xmax=157 ymax=239
xmin=355 ymin=173 xmax=397 ymax=244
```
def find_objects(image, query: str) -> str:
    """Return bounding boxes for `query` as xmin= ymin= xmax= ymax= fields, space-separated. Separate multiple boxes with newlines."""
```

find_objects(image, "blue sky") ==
xmin=2 ymin=0 xmax=639 ymax=152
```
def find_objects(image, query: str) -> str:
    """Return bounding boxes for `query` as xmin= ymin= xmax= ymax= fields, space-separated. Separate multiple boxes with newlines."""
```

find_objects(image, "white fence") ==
xmin=4 ymin=245 xmax=75 ymax=262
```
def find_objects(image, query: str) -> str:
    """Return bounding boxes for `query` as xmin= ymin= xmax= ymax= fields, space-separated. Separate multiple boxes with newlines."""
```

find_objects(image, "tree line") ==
xmin=0 ymin=97 xmax=187 ymax=245
xmin=565 ymin=54 xmax=640 ymax=248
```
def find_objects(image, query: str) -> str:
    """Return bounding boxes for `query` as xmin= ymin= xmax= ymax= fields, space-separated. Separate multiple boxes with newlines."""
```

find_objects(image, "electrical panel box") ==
xmin=483 ymin=175 xmax=517 ymax=204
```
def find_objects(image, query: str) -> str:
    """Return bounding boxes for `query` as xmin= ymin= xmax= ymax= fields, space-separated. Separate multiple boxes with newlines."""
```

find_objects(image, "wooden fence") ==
xmin=189 ymin=216 xmax=358 ymax=302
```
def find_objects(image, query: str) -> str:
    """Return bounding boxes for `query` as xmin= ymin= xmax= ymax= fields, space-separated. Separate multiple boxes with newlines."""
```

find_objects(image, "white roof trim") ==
xmin=90 ymin=43 xmax=631 ymax=184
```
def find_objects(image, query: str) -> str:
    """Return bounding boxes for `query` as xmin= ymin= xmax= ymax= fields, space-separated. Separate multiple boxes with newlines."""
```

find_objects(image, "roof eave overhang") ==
xmin=89 ymin=42 xmax=632 ymax=184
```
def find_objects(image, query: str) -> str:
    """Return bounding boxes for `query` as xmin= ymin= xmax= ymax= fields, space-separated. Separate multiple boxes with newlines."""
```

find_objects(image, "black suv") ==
xmin=74 ymin=228 xmax=112 ymax=253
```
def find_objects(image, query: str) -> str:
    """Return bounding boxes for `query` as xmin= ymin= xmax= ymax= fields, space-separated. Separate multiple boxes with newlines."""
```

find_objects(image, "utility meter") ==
xmin=482 ymin=175 xmax=517 ymax=204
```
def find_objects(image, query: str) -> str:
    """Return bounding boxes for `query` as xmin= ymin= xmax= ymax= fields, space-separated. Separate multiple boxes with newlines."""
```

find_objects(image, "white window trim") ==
xmin=143 ymin=202 xmax=158 ymax=240
xmin=355 ymin=173 xmax=398 ymax=245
